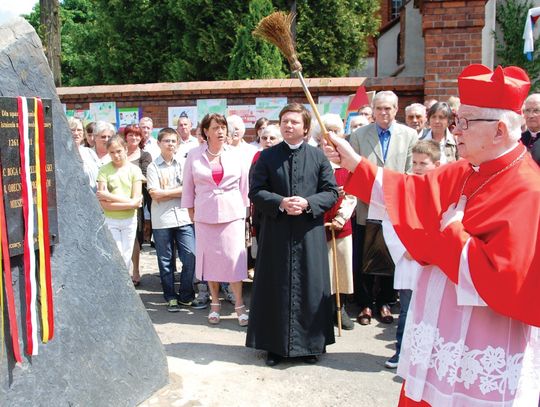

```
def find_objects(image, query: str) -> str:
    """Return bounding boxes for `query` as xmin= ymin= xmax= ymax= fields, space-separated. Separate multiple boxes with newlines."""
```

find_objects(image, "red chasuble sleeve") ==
xmin=345 ymin=158 xmax=469 ymax=281
xmin=345 ymin=156 xmax=540 ymax=328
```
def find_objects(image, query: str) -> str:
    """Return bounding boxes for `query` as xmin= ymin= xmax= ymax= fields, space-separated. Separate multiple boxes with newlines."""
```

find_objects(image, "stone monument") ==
xmin=0 ymin=18 xmax=168 ymax=405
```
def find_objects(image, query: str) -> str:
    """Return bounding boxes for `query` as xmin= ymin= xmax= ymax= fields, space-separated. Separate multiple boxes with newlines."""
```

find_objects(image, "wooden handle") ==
xmin=296 ymin=72 xmax=334 ymax=148
xmin=330 ymin=226 xmax=342 ymax=336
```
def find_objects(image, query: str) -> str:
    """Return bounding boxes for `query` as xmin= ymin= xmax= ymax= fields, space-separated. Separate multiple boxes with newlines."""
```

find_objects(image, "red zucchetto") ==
xmin=457 ymin=64 xmax=530 ymax=114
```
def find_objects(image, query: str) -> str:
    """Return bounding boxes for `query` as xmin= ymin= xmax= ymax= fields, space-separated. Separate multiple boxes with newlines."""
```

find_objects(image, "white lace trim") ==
xmin=405 ymin=321 xmax=531 ymax=397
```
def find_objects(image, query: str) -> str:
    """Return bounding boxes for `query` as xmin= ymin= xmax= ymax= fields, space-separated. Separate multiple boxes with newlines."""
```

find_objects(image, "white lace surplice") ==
xmin=370 ymin=168 xmax=540 ymax=407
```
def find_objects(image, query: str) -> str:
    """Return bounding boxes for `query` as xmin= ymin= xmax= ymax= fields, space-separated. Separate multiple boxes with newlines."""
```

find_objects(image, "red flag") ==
xmin=347 ymin=86 xmax=370 ymax=112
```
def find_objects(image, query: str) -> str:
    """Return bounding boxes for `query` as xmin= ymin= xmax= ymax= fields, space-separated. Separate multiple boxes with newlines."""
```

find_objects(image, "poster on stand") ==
xmin=227 ymin=105 xmax=257 ymax=128
xmin=168 ymin=106 xmax=198 ymax=128
xmin=255 ymin=97 xmax=287 ymax=121
xmin=318 ymin=95 xmax=349 ymax=119
xmin=66 ymin=109 xmax=94 ymax=125
xmin=197 ymin=99 xmax=227 ymax=121
xmin=89 ymin=101 xmax=117 ymax=124
xmin=344 ymin=112 xmax=359 ymax=135
xmin=117 ymin=107 xmax=141 ymax=127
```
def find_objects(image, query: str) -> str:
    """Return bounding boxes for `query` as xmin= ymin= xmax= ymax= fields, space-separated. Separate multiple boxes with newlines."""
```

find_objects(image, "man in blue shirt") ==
xmin=348 ymin=91 xmax=418 ymax=334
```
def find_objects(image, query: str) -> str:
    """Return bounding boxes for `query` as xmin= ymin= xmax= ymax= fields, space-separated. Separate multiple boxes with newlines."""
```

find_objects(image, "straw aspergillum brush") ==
xmin=253 ymin=11 xmax=333 ymax=146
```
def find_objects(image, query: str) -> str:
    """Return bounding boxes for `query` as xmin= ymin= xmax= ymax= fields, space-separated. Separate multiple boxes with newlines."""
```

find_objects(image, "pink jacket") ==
xmin=181 ymin=144 xmax=249 ymax=224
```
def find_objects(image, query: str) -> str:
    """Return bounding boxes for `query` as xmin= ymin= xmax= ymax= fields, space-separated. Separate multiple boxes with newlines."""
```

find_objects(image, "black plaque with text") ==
xmin=0 ymin=97 xmax=59 ymax=257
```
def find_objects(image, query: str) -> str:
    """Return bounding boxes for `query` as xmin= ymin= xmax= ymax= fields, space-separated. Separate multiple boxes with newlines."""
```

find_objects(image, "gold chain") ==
xmin=459 ymin=149 xmax=526 ymax=201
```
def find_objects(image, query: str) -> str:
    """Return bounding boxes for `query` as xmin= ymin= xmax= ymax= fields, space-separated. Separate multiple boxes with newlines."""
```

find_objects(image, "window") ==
xmin=391 ymin=0 xmax=404 ymax=20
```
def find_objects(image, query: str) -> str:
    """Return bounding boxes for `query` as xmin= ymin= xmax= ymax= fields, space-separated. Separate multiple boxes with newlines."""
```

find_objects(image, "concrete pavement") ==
xmin=136 ymin=245 xmax=403 ymax=407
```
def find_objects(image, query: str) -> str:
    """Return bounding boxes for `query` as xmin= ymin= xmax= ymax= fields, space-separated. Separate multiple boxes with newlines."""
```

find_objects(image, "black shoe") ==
xmin=265 ymin=352 xmax=281 ymax=367
xmin=340 ymin=306 xmax=355 ymax=330
xmin=303 ymin=355 xmax=319 ymax=364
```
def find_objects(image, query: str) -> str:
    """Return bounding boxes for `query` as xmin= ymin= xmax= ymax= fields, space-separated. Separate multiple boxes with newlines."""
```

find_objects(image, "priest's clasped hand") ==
xmin=440 ymin=195 xmax=467 ymax=231
xmin=280 ymin=196 xmax=309 ymax=216
xmin=322 ymin=132 xmax=362 ymax=172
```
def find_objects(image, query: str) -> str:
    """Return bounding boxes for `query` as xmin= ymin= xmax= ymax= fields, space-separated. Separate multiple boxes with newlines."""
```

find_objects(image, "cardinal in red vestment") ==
xmin=324 ymin=65 xmax=540 ymax=407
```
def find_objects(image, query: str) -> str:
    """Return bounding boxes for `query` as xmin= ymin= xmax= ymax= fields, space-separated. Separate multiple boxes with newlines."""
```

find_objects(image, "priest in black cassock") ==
xmin=246 ymin=103 xmax=339 ymax=366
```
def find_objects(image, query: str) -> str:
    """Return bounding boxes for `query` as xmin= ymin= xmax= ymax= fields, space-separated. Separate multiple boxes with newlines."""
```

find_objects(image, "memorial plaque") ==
xmin=0 ymin=97 xmax=59 ymax=257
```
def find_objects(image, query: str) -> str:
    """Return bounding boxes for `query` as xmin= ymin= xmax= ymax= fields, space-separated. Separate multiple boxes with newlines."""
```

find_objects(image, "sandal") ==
xmin=208 ymin=303 xmax=221 ymax=325
xmin=235 ymin=305 xmax=249 ymax=327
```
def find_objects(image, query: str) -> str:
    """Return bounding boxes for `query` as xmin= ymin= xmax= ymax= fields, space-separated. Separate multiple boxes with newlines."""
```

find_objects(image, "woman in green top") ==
xmin=97 ymin=135 xmax=144 ymax=270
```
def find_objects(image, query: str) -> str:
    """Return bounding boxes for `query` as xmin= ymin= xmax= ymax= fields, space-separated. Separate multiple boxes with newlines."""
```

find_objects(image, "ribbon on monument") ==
xmin=18 ymin=96 xmax=39 ymax=356
xmin=0 ymin=163 xmax=22 ymax=363
xmin=0 ymin=221 xmax=3 ymax=359
xmin=34 ymin=97 xmax=54 ymax=342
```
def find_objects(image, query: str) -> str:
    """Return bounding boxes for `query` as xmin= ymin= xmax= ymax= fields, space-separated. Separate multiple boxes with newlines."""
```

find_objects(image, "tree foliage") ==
xmin=165 ymin=0 xmax=248 ymax=81
xmin=228 ymin=0 xmax=287 ymax=80
xmin=295 ymin=0 xmax=380 ymax=77
xmin=495 ymin=0 xmax=540 ymax=91
xmin=24 ymin=0 xmax=381 ymax=85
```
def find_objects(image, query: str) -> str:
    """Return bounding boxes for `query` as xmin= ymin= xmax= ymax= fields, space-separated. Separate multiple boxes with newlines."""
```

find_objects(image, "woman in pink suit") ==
xmin=182 ymin=113 xmax=250 ymax=326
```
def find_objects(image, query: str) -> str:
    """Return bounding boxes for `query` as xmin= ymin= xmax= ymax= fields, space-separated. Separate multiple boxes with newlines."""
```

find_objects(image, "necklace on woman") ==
xmin=459 ymin=148 xmax=526 ymax=201
xmin=206 ymin=147 xmax=222 ymax=157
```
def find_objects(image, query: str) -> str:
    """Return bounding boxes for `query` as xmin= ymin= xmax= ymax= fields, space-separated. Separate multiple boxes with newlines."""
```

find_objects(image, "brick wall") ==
xmin=421 ymin=0 xmax=487 ymax=100
xmin=58 ymin=77 xmax=424 ymax=134
xmin=380 ymin=0 xmax=391 ymax=26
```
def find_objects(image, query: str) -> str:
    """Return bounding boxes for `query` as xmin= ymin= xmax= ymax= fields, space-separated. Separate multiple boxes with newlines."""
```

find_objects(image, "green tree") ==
xmin=495 ymin=0 xmax=540 ymax=91
xmin=166 ymin=0 xmax=248 ymax=81
xmin=25 ymin=0 xmax=381 ymax=85
xmin=228 ymin=0 xmax=286 ymax=80
xmin=88 ymin=0 xmax=181 ymax=85
xmin=59 ymin=0 xmax=100 ymax=86
xmin=25 ymin=0 xmax=103 ymax=86
xmin=294 ymin=0 xmax=380 ymax=77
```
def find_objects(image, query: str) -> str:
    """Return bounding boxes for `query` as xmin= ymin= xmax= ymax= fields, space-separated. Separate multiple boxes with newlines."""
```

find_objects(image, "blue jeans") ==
xmin=395 ymin=289 xmax=412 ymax=356
xmin=153 ymin=225 xmax=196 ymax=303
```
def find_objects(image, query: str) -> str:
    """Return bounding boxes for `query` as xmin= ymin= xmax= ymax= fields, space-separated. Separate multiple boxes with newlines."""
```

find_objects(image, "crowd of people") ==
xmin=68 ymin=63 xmax=540 ymax=406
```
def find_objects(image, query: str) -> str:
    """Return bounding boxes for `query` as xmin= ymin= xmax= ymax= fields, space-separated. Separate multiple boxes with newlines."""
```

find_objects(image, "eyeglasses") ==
xmin=523 ymin=108 xmax=540 ymax=115
xmin=455 ymin=117 xmax=499 ymax=130
xmin=160 ymin=139 xmax=177 ymax=143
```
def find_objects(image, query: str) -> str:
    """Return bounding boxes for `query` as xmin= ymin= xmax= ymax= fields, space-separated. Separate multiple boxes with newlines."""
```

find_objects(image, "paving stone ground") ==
xmin=136 ymin=244 xmax=402 ymax=407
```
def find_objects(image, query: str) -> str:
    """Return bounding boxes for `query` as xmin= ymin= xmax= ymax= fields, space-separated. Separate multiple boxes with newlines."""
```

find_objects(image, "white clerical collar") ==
xmin=284 ymin=140 xmax=304 ymax=150
xmin=471 ymin=144 xmax=520 ymax=172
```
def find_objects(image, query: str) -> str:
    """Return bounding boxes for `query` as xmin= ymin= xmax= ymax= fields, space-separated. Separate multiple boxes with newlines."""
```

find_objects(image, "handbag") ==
xmin=362 ymin=219 xmax=395 ymax=276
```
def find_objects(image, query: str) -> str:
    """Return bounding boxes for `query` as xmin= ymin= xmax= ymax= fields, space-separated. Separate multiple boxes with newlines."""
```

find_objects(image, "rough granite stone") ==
xmin=0 ymin=18 xmax=168 ymax=406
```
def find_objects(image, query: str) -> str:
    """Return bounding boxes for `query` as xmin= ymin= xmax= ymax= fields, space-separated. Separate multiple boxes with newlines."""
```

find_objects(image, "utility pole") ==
xmin=40 ymin=0 xmax=62 ymax=86
xmin=289 ymin=0 xmax=297 ymax=44
xmin=288 ymin=0 xmax=297 ymax=79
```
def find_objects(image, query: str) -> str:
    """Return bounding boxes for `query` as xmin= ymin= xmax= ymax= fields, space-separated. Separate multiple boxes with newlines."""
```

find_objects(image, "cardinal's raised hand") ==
xmin=322 ymin=132 xmax=362 ymax=172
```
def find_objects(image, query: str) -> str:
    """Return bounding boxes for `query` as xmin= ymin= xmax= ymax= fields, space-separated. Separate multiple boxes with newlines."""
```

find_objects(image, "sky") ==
xmin=0 ymin=1 xmax=38 ymax=24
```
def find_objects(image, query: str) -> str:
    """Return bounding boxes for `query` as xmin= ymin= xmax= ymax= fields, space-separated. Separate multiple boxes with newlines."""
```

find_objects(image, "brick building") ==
xmin=373 ymin=0 xmax=540 ymax=99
